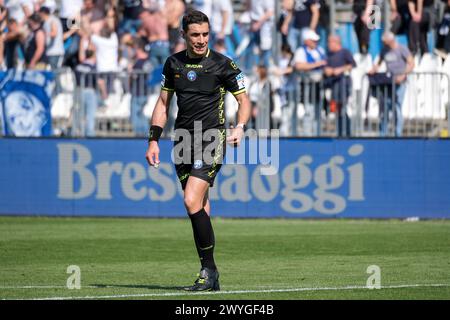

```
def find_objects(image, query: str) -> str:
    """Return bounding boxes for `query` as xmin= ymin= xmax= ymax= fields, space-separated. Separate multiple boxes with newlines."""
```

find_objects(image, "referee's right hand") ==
xmin=146 ymin=141 xmax=160 ymax=167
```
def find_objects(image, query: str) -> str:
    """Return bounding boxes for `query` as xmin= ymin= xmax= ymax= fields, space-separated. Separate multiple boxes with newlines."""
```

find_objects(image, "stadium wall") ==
xmin=0 ymin=138 xmax=449 ymax=219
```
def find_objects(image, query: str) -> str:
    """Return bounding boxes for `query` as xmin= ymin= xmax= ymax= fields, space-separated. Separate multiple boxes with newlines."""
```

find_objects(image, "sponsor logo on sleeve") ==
xmin=236 ymin=73 xmax=246 ymax=90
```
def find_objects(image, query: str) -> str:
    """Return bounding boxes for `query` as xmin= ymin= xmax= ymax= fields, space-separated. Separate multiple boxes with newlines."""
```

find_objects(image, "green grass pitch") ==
xmin=0 ymin=217 xmax=449 ymax=300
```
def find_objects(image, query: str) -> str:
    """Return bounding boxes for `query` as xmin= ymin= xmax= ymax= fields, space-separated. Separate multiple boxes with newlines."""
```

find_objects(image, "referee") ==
xmin=145 ymin=10 xmax=251 ymax=292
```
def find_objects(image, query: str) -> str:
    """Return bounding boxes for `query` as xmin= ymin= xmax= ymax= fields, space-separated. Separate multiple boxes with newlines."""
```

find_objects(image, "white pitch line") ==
xmin=1 ymin=284 xmax=449 ymax=300
xmin=0 ymin=285 xmax=116 ymax=289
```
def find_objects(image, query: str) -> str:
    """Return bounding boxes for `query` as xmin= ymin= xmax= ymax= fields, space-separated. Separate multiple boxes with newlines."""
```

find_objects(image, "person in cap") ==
xmin=292 ymin=28 xmax=326 ymax=136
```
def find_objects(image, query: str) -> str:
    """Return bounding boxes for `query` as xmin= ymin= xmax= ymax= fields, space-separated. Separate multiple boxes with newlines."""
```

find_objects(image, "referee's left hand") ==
xmin=226 ymin=126 xmax=244 ymax=147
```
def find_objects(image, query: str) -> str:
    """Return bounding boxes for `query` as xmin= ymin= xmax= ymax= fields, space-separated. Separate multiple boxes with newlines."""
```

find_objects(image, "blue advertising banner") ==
xmin=0 ymin=70 xmax=54 ymax=137
xmin=0 ymin=138 xmax=449 ymax=218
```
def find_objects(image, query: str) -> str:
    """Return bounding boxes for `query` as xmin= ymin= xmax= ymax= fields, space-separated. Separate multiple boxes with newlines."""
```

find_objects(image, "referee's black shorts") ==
xmin=173 ymin=128 xmax=226 ymax=190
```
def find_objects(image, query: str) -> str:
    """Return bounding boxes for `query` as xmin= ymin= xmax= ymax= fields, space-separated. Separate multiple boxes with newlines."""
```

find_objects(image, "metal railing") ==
xmin=49 ymin=69 xmax=449 ymax=138
xmin=52 ymin=68 xmax=163 ymax=137
xmin=250 ymin=71 xmax=449 ymax=138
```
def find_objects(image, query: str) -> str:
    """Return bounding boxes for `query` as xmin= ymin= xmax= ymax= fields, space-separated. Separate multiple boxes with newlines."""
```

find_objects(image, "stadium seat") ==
xmin=51 ymin=93 xmax=74 ymax=119
xmin=57 ymin=68 xmax=76 ymax=92
xmin=143 ymin=93 xmax=159 ymax=118
xmin=439 ymin=54 xmax=450 ymax=120
xmin=99 ymin=78 xmax=131 ymax=119
xmin=416 ymin=54 xmax=442 ymax=119
xmin=351 ymin=53 xmax=374 ymax=121
xmin=417 ymin=53 xmax=442 ymax=72
xmin=402 ymin=75 xmax=418 ymax=120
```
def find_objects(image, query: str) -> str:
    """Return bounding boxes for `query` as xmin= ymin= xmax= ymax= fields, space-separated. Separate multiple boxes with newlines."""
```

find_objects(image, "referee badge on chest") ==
xmin=193 ymin=160 xmax=203 ymax=169
xmin=187 ymin=70 xmax=197 ymax=82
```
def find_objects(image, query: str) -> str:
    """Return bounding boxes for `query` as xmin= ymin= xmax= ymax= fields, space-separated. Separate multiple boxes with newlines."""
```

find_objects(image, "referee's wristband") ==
xmin=148 ymin=125 xmax=163 ymax=142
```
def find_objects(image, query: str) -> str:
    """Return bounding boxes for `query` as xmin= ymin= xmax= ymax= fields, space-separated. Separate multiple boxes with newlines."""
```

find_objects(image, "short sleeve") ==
xmin=161 ymin=58 xmax=175 ymax=92
xmin=293 ymin=47 xmax=307 ymax=64
xmin=221 ymin=59 xmax=247 ymax=96
xmin=401 ymin=45 xmax=411 ymax=61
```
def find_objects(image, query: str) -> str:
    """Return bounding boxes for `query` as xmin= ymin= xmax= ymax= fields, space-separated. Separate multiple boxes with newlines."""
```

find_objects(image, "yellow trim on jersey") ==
xmin=161 ymin=86 xmax=175 ymax=92
xmin=206 ymin=48 xmax=211 ymax=57
xmin=231 ymin=89 xmax=246 ymax=96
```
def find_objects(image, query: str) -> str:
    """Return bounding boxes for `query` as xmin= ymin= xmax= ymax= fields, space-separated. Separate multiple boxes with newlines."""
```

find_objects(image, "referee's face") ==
xmin=184 ymin=22 xmax=210 ymax=58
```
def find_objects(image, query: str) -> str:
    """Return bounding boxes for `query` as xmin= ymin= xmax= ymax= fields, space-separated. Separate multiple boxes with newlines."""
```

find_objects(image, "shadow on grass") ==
xmin=91 ymin=284 xmax=183 ymax=291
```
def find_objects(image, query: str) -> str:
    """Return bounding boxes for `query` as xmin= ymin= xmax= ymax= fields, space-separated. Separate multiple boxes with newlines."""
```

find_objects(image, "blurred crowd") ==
xmin=0 ymin=0 xmax=449 ymax=138
xmin=0 ymin=1 xmax=449 ymax=72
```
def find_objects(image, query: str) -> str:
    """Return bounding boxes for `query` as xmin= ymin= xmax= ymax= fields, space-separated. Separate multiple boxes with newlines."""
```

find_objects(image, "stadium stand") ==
xmin=0 ymin=0 xmax=449 ymax=137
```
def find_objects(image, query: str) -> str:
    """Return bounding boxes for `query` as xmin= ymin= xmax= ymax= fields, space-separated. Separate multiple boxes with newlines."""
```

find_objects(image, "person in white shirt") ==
xmin=90 ymin=25 xmax=119 ymax=99
xmin=90 ymin=27 xmax=118 ymax=73
xmin=58 ymin=0 xmax=83 ymax=68
xmin=5 ymin=0 xmax=34 ymax=25
xmin=210 ymin=0 xmax=234 ymax=57
xmin=59 ymin=0 xmax=83 ymax=32
xmin=192 ymin=0 xmax=212 ymax=18
xmin=249 ymin=0 xmax=275 ymax=67
xmin=39 ymin=6 xmax=64 ymax=69
xmin=292 ymin=28 xmax=326 ymax=136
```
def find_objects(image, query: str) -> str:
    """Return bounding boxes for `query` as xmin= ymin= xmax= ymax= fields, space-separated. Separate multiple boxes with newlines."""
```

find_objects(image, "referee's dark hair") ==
xmin=182 ymin=10 xmax=209 ymax=32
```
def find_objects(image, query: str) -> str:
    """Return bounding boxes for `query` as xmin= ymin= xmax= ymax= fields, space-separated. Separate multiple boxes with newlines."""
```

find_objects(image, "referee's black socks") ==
xmin=189 ymin=208 xmax=217 ymax=271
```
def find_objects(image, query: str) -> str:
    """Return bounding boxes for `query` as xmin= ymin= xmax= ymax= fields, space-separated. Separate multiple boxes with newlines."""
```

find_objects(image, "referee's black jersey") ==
xmin=161 ymin=49 xmax=246 ymax=132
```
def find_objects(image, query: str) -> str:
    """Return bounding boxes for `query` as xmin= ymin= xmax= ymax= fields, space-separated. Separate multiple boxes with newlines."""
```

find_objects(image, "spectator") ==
xmin=59 ymin=0 xmax=83 ymax=33
xmin=75 ymin=45 xmax=98 ymax=136
xmin=282 ymin=0 xmax=320 ymax=52
xmin=35 ymin=0 xmax=57 ymax=13
xmin=22 ymin=12 xmax=47 ymax=69
xmin=324 ymin=35 xmax=356 ymax=137
xmin=80 ymin=0 xmax=106 ymax=35
xmin=119 ymin=31 xmax=135 ymax=68
xmin=317 ymin=0 xmax=329 ymax=48
xmin=0 ymin=1 xmax=6 ymax=25
xmin=248 ymin=63 xmax=277 ymax=129
xmin=118 ymin=0 xmax=144 ymax=35
xmin=293 ymin=28 xmax=327 ymax=136
xmin=273 ymin=43 xmax=295 ymax=135
xmin=390 ymin=0 xmax=411 ymax=37
xmin=139 ymin=4 xmax=169 ymax=67
xmin=3 ymin=18 xmax=22 ymax=68
xmin=407 ymin=0 xmax=436 ymax=56
xmin=3 ymin=0 xmax=34 ymax=68
xmin=90 ymin=24 xmax=119 ymax=72
xmin=353 ymin=0 xmax=374 ymax=55
xmin=369 ymin=31 xmax=415 ymax=137
xmin=59 ymin=0 xmax=83 ymax=69
xmin=277 ymin=0 xmax=292 ymax=47
xmin=5 ymin=0 xmax=34 ymax=25
xmin=210 ymin=0 xmax=235 ymax=57
xmin=249 ymin=0 xmax=275 ymax=67
xmin=164 ymin=0 xmax=185 ymax=53
xmin=129 ymin=37 xmax=152 ymax=136
xmin=191 ymin=0 xmax=212 ymax=18
xmin=39 ymin=6 xmax=64 ymax=69
xmin=0 ymin=2 xmax=7 ymax=68
xmin=213 ymin=38 xmax=228 ymax=57
xmin=436 ymin=0 xmax=450 ymax=55
xmin=90 ymin=25 xmax=119 ymax=99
